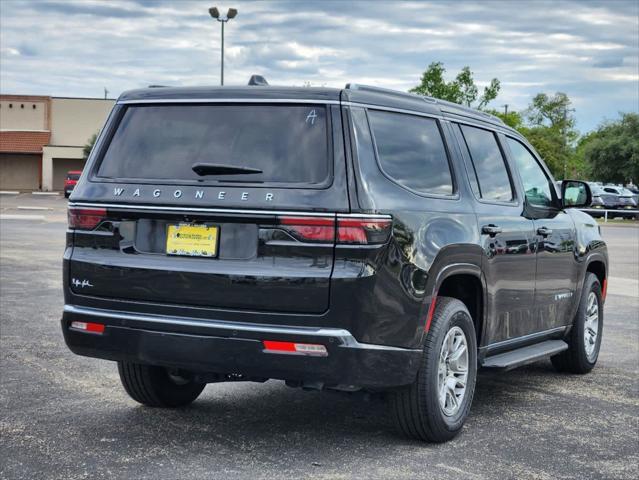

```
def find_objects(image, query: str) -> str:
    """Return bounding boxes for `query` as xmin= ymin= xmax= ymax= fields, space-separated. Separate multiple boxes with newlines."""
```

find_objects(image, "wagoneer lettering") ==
xmin=62 ymin=82 xmax=607 ymax=443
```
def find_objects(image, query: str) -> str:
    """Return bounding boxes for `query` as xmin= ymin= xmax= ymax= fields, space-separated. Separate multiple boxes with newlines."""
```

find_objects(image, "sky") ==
xmin=0 ymin=0 xmax=637 ymax=132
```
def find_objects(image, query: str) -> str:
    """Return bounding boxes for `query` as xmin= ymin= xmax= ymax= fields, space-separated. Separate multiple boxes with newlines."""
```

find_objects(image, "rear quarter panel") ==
xmin=343 ymin=107 xmax=482 ymax=348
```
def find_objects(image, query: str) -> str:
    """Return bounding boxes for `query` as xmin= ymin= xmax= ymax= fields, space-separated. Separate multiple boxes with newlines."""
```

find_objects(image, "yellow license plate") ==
xmin=166 ymin=224 xmax=219 ymax=257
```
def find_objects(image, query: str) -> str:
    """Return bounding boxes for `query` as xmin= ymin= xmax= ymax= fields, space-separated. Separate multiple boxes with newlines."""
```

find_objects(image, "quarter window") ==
xmin=368 ymin=110 xmax=453 ymax=196
xmin=460 ymin=125 xmax=513 ymax=202
xmin=506 ymin=138 xmax=554 ymax=208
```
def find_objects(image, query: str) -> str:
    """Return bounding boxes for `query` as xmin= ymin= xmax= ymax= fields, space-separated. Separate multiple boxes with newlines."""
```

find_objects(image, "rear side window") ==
xmin=97 ymin=105 xmax=330 ymax=185
xmin=368 ymin=110 xmax=453 ymax=196
xmin=460 ymin=125 xmax=513 ymax=202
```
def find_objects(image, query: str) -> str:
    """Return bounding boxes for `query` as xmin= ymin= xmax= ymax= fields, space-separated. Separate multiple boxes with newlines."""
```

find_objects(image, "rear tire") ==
xmin=118 ymin=362 xmax=205 ymax=407
xmin=551 ymin=273 xmax=603 ymax=374
xmin=390 ymin=297 xmax=477 ymax=443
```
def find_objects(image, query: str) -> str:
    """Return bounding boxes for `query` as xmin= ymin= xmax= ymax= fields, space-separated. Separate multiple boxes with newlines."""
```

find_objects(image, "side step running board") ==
xmin=481 ymin=340 xmax=569 ymax=371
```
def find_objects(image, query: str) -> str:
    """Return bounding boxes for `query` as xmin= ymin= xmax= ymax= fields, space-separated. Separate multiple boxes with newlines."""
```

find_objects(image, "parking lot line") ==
xmin=0 ymin=214 xmax=46 ymax=221
xmin=16 ymin=206 xmax=53 ymax=211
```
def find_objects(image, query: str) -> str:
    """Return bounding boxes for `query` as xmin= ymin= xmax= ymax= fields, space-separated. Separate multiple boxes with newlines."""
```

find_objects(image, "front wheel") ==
xmin=389 ymin=297 xmax=477 ymax=442
xmin=118 ymin=362 xmax=206 ymax=407
xmin=551 ymin=273 xmax=603 ymax=374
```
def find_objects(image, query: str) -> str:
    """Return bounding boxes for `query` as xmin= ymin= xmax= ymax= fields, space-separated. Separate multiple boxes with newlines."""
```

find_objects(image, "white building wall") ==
xmin=49 ymin=97 xmax=114 ymax=147
xmin=0 ymin=97 xmax=48 ymax=131
xmin=40 ymin=97 xmax=115 ymax=190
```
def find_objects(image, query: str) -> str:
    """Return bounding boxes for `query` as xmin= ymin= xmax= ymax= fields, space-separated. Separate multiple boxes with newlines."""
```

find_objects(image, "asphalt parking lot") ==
xmin=1 ymin=193 xmax=638 ymax=480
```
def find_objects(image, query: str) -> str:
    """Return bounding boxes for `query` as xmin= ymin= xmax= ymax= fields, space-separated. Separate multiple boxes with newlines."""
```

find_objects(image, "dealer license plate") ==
xmin=166 ymin=224 xmax=219 ymax=257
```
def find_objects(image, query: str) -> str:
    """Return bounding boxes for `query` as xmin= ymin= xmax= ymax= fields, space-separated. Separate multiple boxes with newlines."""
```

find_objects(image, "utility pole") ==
xmin=209 ymin=7 xmax=238 ymax=86
xmin=104 ymin=87 xmax=109 ymax=100
xmin=502 ymin=104 xmax=509 ymax=116
xmin=562 ymin=106 xmax=576 ymax=179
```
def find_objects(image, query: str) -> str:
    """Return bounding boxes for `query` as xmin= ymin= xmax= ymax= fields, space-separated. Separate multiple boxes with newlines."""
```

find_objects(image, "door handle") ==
xmin=537 ymin=227 xmax=553 ymax=237
xmin=482 ymin=224 xmax=502 ymax=236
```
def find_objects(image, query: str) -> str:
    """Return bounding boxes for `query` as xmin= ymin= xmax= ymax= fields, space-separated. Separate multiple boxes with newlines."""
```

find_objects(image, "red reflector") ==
xmin=424 ymin=294 xmax=438 ymax=332
xmin=263 ymin=340 xmax=328 ymax=356
xmin=68 ymin=207 xmax=107 ymax=230
xmin=70 ymin=321 xmax=105 ymax=334
xmin=277 ymin=216 xmax=335 ymax=242
xmin=602 ymin=278 xmax=607 ymax=301
xmin=337 ymin=217 xmax=392 ymax=245
xmin=263 ymin=340 xmax=297 ymax=352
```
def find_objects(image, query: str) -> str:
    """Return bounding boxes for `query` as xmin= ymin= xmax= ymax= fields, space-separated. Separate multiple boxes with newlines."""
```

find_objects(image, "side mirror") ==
xmin=561 ymin=180 xmax=591 ymax=209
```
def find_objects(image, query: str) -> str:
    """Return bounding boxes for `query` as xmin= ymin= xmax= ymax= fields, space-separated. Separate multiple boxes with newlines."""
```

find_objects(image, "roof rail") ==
xmin=345 ymin=83 xmax=504 ymax=125
xmin=148 ymin=85 xmax=169 ymax=88
xmin=437 ymin=100 xmax=504 ymax=124
xmin=345 ymin=83 xmax=436 ymax=102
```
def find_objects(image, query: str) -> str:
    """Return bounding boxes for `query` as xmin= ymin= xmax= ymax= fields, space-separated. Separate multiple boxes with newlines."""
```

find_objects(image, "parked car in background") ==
xmin=602 ymin=185 xmax=637 ymax=218
xmin=625 ymin=185 xmax=639 ymax=205
xmin=619 ymin=185 xmax=639 ymax=219
xmin=64 ymin=171 xmax=82 ymax=198
xmin=588 ymin=183 xmax=617 ymax=217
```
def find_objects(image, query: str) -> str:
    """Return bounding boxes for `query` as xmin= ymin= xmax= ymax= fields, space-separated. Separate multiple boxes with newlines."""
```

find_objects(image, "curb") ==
xmin=32 ymin=192 xmax=61 ymax=196
xmin=0 ymin=191 xmax=20 ymax=195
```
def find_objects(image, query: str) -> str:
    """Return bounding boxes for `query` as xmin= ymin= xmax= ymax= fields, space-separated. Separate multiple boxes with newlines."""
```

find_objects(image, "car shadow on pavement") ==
xmin=73 ymin=360 xmax=574 ymax=452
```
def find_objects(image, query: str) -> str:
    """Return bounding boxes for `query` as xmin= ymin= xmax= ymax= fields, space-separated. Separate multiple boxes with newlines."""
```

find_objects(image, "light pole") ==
xmin=209 ymin=7 xmax=238 ymax=86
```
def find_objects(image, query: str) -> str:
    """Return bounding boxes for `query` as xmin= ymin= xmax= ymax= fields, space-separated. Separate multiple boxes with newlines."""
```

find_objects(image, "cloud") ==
xmin=36 ymin=0 xmax=148 ymax=18
xmin=0 ymin=0 xmax=637 ymax=131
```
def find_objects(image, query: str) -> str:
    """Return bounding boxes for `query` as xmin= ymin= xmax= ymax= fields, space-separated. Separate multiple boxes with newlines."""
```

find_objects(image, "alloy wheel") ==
xmin=437 ymin=326 xmax=469 ymax=417
xmin=584 ymin=291 xmax=600 ymax=361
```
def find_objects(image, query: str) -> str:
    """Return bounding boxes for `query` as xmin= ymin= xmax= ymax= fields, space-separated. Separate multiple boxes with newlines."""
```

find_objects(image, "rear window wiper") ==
xmin=192 ymin=163 xmax=263 ymax=176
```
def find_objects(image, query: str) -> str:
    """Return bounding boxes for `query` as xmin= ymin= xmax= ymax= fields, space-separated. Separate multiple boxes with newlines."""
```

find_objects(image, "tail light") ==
xmin=277 ymin=216 xmax=335 ymax=242
xmin=276 ymin=215 xmax=392 ymax=245
xmin=337 ymin=216 xmax=392 ymax=244
xmin=68 ymin=207 xmax=107 ymax=230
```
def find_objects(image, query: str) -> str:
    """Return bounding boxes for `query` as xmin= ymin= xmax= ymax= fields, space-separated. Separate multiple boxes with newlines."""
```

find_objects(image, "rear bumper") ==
xmin=61 ymin=305 xmax=421 ymax=389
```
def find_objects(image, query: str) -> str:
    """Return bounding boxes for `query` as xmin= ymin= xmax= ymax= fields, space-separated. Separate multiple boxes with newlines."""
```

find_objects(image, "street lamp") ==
xmin=209 ymin=6 xmax=238 ymax=86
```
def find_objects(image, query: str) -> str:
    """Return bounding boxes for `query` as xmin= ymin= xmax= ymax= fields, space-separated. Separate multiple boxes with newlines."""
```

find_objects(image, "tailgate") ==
xmin=69 ymin=207 xmax=336 ymax=314
xmin=67 ymin=100 xmax=351 ymax=315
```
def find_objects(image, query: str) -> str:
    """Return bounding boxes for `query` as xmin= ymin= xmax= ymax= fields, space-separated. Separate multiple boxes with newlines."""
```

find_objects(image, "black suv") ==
xmin=62 ymin=83 xmax=607 ymax=443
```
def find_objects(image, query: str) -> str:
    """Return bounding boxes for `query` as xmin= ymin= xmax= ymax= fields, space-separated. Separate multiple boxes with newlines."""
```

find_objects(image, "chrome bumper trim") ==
xmin=63 ymin=305 xmax=415 ymax=352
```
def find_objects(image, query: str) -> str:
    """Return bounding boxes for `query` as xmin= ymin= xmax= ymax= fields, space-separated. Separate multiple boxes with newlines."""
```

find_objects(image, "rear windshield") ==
xmin=67 ymin=174 xmax=80 ymax=180
xmin=96 ymin=104 xmax=330 ymax=185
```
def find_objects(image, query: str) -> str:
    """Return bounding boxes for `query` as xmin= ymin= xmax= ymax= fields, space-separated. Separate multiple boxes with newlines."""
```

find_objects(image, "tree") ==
xmin=526 ymin=92 xmax=577 ymax=142
xmin=83 ymin=133 xmax=98 ymax=161
xmin=581 ymin=113 xmax=639 ymax=183
xmin=520 ymin=92 xmax=580 ymax=179
xmin=489 ymin=93 xmax=586 ymax=179
xmin=410 ymin=62 xmax=500 ymax=109
xmin=487 ymin=109 xmax=524 ymax=129
xmin=518 ymin=126 xmax=573 ymax=178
